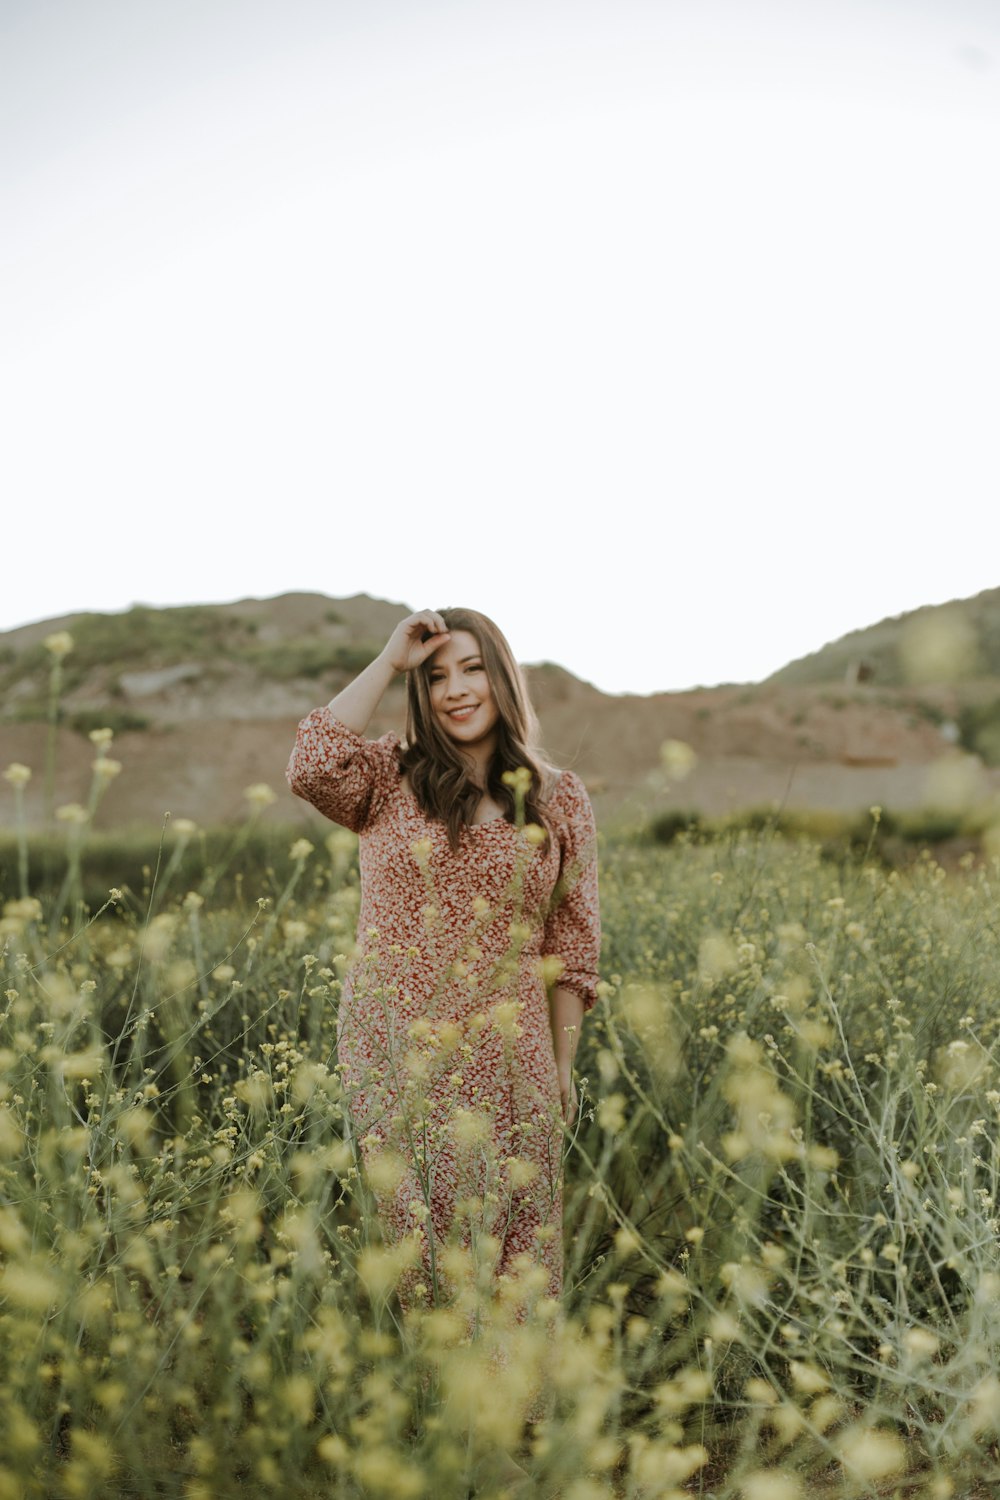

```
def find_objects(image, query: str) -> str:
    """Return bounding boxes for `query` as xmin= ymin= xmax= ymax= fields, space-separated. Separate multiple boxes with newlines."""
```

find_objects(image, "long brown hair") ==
xmin=400 ymin=607 xmax=553 ymax=850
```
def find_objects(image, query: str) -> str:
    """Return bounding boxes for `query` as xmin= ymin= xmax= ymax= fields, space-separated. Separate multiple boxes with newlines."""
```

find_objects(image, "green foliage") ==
xmin=0 ymin=606 xmax=250 ymax=718
xmin=648 ymin=805 xmax=890 ymax=860
xmin=68 ymin=708 xmax=150 ymax=737
xmin=647 ymin=808 xmax=703 ymax=844
xmin=0 ymin=606 xmax=380 ymax=717
xmin=895 ymin=808 xmax=967 ymax=843
xmin=17 ymin=605 xmax=249 ymax=683
xmin=246 ymin=641 xmax=380 ymax=682
xmin=908 ymin=697 xmax=947 ymax=727
xmin=0 ymin=822 xmax=352 ymax=913
xmin=645 ymin=803 xmax=1000 ymax=866
xmin=957 ymin=698 xmax=1000 ymax=766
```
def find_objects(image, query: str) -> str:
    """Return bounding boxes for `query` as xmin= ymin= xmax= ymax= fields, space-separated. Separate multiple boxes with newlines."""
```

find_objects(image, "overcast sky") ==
xmin=2 ymin=0 xmax=998 ymax=694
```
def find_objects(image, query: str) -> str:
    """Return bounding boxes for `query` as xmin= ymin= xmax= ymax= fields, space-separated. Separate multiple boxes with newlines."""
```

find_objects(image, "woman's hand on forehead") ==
xmin=383 ymin=611 xmax=451 ymax=674
xmin=419 ymin=612 xmax=449 ymax=644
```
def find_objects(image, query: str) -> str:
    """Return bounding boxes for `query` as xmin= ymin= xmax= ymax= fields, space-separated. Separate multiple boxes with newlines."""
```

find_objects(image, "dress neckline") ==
xmin=398 ymin=784 xmax=511 ymax=830
xmin=396 ymin=770 xmax=567 ymax=830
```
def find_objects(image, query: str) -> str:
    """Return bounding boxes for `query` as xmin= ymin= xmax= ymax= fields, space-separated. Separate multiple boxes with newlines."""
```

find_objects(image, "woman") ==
xmin=286 ymin=607 xmax=600 ymax=1320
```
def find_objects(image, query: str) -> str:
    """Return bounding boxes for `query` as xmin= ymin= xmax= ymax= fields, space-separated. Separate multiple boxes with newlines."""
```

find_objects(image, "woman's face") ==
xmin=427 ymin=630 xmax=500 ymax=751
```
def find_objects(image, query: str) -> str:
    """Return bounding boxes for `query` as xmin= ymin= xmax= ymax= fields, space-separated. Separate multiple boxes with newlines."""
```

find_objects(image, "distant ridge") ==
xmin=767 ymin=588 xmax=1000 ymax=688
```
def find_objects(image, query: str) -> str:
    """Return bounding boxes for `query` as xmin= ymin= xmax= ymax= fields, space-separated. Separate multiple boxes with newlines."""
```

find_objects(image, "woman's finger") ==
xmin=414 ymin=612 xmax=449 ymax=643
xmin=415 ymin=632 xmax=450 ymax=663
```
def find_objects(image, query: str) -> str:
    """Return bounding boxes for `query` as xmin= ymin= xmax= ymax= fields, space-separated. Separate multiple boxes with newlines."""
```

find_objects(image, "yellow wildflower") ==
xmin=742 ymin=1474 xmax=801 ymax=1500
xmin=660 ymin=739 xmax=697 ymax=779
xmin=836 ymin=1427 xmax=906 ymax=1481
xmin=44 ymin=630 xmax=74 ymax=658
xmin=244 ymin=782 xmax=277 ymax=809
xmin=56 ymin=803 xmax=89 ymax=824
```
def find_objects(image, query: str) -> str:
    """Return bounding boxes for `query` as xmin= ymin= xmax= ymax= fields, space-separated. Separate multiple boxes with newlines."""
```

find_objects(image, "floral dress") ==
xmin=287 ymin=710 xmax=601 ymax=1314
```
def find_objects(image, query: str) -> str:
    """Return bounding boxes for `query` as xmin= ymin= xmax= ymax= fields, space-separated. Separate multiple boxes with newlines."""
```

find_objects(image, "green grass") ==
xmin=645 ymin=803 xmax=998 ymax=865
xmin=0 ymin=822 xmax=348 ymax=915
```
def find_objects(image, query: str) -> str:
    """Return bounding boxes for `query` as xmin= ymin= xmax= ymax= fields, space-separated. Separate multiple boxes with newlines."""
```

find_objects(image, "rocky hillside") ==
xmin=2 ymin=591 xmax=998 ymax=831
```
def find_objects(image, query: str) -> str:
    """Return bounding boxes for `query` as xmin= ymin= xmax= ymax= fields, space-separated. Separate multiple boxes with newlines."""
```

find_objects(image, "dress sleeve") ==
xmin=286 ymin=709 xmax=401 ymax=834
xmin=541 ymin=771 xmax=601 ymax=1012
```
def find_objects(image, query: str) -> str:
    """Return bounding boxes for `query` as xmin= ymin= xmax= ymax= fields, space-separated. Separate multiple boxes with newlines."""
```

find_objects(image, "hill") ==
xmin=768 ymin=587 xmax=1000 ymax=688
xmin=2 ymin=591 xmax=999 ymax=831
xmin=0 ymin=594 xmax=409 ymax=727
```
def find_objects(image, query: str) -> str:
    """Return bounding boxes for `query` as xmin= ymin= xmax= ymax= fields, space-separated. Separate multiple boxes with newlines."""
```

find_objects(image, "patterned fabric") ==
xmin=286 ymin=709 xmax=601 ymax=1311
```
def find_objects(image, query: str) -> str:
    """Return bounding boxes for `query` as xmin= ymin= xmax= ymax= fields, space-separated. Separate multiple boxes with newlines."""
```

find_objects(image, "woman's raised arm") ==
xmin=327 ymin=610 xmax=451 ymax=734
xmin=286 ymin=610 xmax=456 ymax=832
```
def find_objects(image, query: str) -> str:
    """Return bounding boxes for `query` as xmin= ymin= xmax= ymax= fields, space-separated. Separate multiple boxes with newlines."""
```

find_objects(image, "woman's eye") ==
xmin=466 ymin=663 xmax=483 ymax=673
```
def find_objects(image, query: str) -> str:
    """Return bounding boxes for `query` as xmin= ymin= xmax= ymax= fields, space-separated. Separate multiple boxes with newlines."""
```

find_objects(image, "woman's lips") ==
xmin=447 ymin=705 xmax=477 ymax=722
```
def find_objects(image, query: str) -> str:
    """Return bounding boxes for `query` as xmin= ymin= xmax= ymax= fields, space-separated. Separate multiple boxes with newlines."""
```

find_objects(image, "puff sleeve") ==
xmin=286 ymin=709 xmax=401 ymax=834
xmin=541 ymin=770 xmax=601 ymax=1011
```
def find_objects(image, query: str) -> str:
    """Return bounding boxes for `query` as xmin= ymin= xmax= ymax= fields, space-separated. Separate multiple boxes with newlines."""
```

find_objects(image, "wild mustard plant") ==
xmin=4 ymin=761 xmax=1000 ymax=1493
xmin=2 ymin=762 xmax=32 ymax=901
xmin=40 ymin=630 xmax=74 ymax=823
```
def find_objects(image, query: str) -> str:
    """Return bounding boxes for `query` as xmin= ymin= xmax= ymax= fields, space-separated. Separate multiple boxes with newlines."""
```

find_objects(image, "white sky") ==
xmin=2 ymin=0 xmax=999 ymax=694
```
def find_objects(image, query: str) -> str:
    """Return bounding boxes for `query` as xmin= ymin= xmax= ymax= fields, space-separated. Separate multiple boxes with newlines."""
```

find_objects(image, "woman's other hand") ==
xmin=549 ymin=987 xmax=583 ymax=1129
xmin=383 ymin=611 xmax=451 ymax=674
xmin=558 ymin=1063 xmax=578 ymax=1127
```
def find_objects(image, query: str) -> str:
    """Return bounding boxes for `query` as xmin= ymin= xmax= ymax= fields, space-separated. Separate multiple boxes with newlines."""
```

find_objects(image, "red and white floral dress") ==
xmin=287 ymin=710 xmax=600 ymax=1312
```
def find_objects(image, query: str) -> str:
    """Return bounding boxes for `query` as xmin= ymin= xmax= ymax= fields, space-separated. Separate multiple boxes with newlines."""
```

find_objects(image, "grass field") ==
xmin=3 ymin=754 xmax=1000 ymax=1496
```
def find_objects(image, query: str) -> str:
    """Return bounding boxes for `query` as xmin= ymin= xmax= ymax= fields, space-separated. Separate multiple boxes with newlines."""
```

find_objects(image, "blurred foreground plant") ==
xmin=1 ymin=799 xmax=999 ymax=1495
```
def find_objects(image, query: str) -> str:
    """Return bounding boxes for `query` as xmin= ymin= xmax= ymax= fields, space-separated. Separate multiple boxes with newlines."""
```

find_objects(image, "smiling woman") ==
xmin=285 ymin=608 xmax=601 ymax=1375
xmin=397 ymin=607 xmax=556 ymax=845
